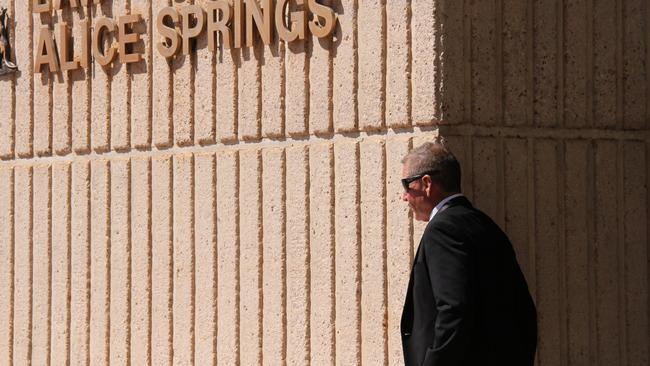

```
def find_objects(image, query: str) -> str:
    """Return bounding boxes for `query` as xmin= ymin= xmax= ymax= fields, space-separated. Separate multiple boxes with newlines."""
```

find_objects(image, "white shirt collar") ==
xmin=429 ymin=193 xmax=464 ymax=222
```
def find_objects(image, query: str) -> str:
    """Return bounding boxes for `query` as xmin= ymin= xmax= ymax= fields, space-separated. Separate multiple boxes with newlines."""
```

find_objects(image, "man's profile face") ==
xmin=401 ymin=164 xmax=435 ymax=222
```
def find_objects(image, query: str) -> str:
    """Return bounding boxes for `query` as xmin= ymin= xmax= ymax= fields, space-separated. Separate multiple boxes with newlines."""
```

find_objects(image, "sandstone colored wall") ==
xmin=0 ymin=0 xmax=648 ymax=365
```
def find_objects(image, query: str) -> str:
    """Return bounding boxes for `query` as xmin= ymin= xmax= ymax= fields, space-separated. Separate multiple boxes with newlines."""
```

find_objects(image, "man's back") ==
xmin=401 ymin=196 xmax=537 ymax=365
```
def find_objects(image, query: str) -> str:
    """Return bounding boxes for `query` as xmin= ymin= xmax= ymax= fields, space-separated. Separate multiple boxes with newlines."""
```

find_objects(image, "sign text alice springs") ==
xmin=32 ymin=0 xmax=337 ymax=73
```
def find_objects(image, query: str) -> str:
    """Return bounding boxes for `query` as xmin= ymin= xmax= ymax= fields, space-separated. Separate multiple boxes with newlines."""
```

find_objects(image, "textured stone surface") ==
xmin=0 ymin=1 xmax=648 ymax=365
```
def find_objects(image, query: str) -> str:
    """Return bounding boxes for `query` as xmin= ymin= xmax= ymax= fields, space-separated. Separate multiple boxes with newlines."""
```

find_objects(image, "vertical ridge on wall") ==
xmin=152 ymin=1 xmax=173 ymax=147
xmin=358 ymin=0 xmax=385 ymax=130
xmin=131 ymin=157 xmax=152 ymax=365
xmin=194 ymin=153 xmax=217 ymax=365
xmin=173 ymin=4 xmax=195 ymax=147
xmin=92 ymin=2 xmax=112 ymax=152
xmin=386 ymin=0 xmax=410 ymax=128
xmin=334 ymin=141 xmax=361 ymax=365
xmin=285 ymin=23 xmax=309 ymax=136
xmin=33 ymin=11 xmax=53 ymax=156
xmin=32 ymin=164 xmax=51 ymax=366
xmin=239 ymin=41 xmax=262 ymax=140
xmin=285 ymin=146 xmax=310 ymax=365
xmin=110 ymin=0 xmax=131 ymax=151
xmin=13 ymin=166 xmax=32 ymax=365
xmin=131 ymin=0 xmax=153 ymax=149
xmin=238 ymin=149 xmax=262 ymax=366
xmin=151 ymin=156 xmax=173 ymax=365
xmin=262 ymin=148 xmax=287 ymax=363
xmin=71 ymin=5 xmax=91 ymax=154
xmin=14 ymin=0 xmax=32 ymax=157
xmin=333 ymin=0 xmax=358 ymax=133
xmin=216 ymin=150 xmax=240 ymax=366
xmin=195 ymin=0 xmax=216 ymax=145
xmin=215 ymin=41 xmax=238 ymax=143
xmin=623 ymin=142 xmax=649 ymax=365
xmin=0 ymin=0 xmax=15 ymax=159
xmin=71 ymin=160 xmax=90 ymax=365
xmin=593 ymin=0 xmax=616 ymax=128
xmin=360 ymin=139 xmax=388 ymax=364
xmin=411 ymin=0 xmax=436 ymax=125
xmin=172 ymin=154 xmax=195 ymax=365
xmin=385 ymin=136 xmax=413 ymax=365
xmin=594 ymin=140 xmax=620 ymax=365
xmin=309 ymin=143 xmax=335 ymax=364
xmin=50 ymin=163 xmax=70 ymax=366
xmin=470 ymin=0 xmax=497 ymax=126
xmin=262 ymin=31 xmax=285 ymax=137
xmin=110 ymin=159 xmax=132 ymax=366
xmin=90 ymin=160 xmax=110 ymax=365
xmin=309 ymin=7 xmax=333 ymax=134
xmin=53 ymin=4 xmax=72 ymax=155
xmin=0 ymin=166 xmax=13 ymax=365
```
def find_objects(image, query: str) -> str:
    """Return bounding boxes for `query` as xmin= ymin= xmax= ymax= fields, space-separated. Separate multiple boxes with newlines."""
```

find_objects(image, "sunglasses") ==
xmin=401 ymin=170 xmax=439 ymax=191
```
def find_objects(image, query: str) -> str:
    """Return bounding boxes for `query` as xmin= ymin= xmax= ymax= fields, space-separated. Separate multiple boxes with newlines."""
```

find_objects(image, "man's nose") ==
xmin=401 ymin=191 xmax=408 ymax=201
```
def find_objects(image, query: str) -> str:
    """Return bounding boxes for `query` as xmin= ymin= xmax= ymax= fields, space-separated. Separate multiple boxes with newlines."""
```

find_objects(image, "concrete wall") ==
xmin=0 ymin=0 xmax=647 ymax=365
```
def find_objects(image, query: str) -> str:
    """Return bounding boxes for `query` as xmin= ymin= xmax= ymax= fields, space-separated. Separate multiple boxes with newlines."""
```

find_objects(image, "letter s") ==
xmin=307 ymin=0 xmax=336 ymax=38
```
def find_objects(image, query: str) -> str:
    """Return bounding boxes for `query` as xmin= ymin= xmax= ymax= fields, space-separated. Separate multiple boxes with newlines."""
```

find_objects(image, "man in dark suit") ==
xmin=400 ymin=142 xmax=537 ymax=366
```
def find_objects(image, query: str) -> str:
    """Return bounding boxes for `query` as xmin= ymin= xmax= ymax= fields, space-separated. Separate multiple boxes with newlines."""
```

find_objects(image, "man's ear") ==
xmin=422 ymin=175 xmax=434 ymax=196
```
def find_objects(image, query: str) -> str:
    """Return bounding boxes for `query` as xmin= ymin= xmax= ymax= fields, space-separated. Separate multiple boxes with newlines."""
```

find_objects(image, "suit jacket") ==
xmin=401 ymin=196 xmax=537 ymax=366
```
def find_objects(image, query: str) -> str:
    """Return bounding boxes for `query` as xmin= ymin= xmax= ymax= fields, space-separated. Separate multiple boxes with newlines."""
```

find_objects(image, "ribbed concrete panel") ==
xmin=564 ymin=141 xmax=591 ymax=366
xmin=309 ymin=143 xmax=335 ymax=365
xmin=0 ymin=0 xmax=14 ymax=159
xmin=33 ymin=12 xmax=52 ymax=156
xmin=110 ymin=159 xmax=131 ymax=366
xmin=285 ymin=146 xmax=310 ymax=365
xmin=216 ymin=150 xmax=239 ymax=366
xmin=14 ymin=0 xmax=32 ymax=157
xmin=70 ymin=8 xmax=90 ymax=154
xmin=131 ymin=157 xmax=152 ymax=366
xmin=386 ymin=0 xmax=409 ymax=128
xmin=51 ymin=163 xmax=70 ymax=366
xmin=52 ymin=5 xmax=71 ymax=156
xmin=261 ymin=41 xmax=284 ymax=137
xmin=131 ymin=0 xmax=153 ymax=149
xmin=594 ymin=140 xmax=621 ymax=365
xmin=172 ymin=154 xmax=195 ymax=365
xmin=262 ymin=148 xmax=286 ymax=363
xmin=194 ymin=2 xmax=216 ymax=145
xmin=593 ymin=0 xmax=617 ymax=128
xmin=333 ymin=0 xmax=357 ymax=133
xmin=31 ymin=165 xmax=50 ymax=366
xmin=623 ymin=142 xmax=649 ymax=365
xmin=194 ymin=153 xmax=217 ymax=366
xmin=0 ymin=167 xmax=13 ymax=365
xmin=358 ymin=0 xmax=385 ymax=130
xmin=360 ymin=139 xmax=388 ymax=364
xmin=13 ymin=166 xmax=31 ymax=365
xmin=91 ymin=3 xmax=112 ymax=153
xmin=534 ymin=140 xmax=563 ymax=366
xmin=238 ymin=149 xmax=262 ymax=366
xmin=502 ymin=0 xmax=528 ymax=126
xmin=334 ymin=141 xmax=361 ymax=365
xmin=215 ymin=49 xmax=238 ymax=143
xmin=90 ymin=160 xmax=110 ymax=366
xmin=71 ymin=160 xmax=90 ymax=366
xmin=0 ymin=0 xmax=648 ymax=365
xmin=239 ymin=48 xmax=261 ymax=140
xmin=309 ymin=34 xmax=332 ymax=134
xmin=385 ymin=136 xmax=412 ymax=365
xmin=470 ymin=0 xmax=497 ymax=126
xmin=151 ymin=156 xmax=173 ymax=366
xmin=173 ymin=32 xmax=194 ymax=146
xmin=533 ymin=0 xmax=559 ymax=127
xmin=285 ymin=39 xmax=308 ymax=136
xmin=152 ymin=1 xmax=173 ymax=148
xmin=110 ymin=0 xmax=131 ymax=151
xmin=411 ymin=0 xmax=437 ymax=125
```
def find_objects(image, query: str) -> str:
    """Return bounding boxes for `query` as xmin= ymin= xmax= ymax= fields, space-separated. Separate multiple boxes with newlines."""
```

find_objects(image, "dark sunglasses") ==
xmin=401 ymin=170 xmax=439 ymax=191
